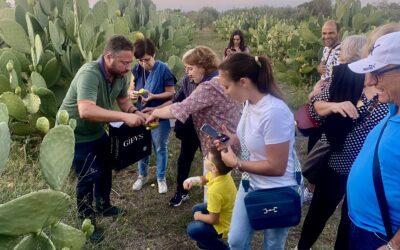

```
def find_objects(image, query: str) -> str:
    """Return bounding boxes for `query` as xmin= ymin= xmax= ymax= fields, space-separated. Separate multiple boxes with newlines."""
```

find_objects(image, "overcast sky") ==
xmin=151 ymin=0 xmax=390 ymax=11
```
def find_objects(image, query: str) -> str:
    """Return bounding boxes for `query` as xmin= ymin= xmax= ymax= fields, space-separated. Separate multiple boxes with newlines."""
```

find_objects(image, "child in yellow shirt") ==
xmin=184 ymin=146 xmax=237 ymax=249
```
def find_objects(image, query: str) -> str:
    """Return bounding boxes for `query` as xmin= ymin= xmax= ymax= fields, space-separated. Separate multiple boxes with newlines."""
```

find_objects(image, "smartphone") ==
xmin=200 ymin=123 xmax=230 ymax=144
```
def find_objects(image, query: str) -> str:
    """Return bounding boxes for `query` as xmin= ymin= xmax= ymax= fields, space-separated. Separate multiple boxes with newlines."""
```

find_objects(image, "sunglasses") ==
xmin=371 ymin=65 xmax=400 ymax=82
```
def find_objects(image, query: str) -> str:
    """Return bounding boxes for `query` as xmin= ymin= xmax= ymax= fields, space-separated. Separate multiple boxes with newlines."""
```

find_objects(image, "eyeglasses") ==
xmin=204 ymin=156 xmax=217 ymax=169
xmin=371 ymin=65 xmax=400 ymax=83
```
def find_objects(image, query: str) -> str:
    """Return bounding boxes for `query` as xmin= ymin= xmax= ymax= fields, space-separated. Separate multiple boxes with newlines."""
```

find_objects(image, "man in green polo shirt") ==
xmin=60 ymin=35 xmax=145 ymax=238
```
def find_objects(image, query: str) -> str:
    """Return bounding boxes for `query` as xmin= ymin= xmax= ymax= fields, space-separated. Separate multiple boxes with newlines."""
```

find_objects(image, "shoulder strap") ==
xmin=372 ymin=117 xmax=393 ymax=239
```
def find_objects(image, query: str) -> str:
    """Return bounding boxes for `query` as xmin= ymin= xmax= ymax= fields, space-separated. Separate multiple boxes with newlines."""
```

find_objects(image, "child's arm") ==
xmin=194 ymin=211 xmax=220 ymax=225
xmin=183 ymin=176 xmax=208 ymax=190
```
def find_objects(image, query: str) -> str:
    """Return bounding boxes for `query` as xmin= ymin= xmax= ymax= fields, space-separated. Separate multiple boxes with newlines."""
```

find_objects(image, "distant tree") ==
xmin=375 ymin=0 xmax=400 ymax=22
xmin=297 ymin=0 xmax=332 ymax=17
xmin=197 ymin=7 xmax=219 ymax=30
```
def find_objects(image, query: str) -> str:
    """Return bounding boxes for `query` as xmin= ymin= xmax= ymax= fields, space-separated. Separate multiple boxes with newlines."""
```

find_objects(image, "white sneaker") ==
xmin=132 ymin=176 xmax=148 ymax=191
xmin=158 ymin=179 xmax=168 ymax=194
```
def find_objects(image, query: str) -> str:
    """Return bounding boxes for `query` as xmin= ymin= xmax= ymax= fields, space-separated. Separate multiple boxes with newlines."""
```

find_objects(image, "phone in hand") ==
xmin=200 ymin=123 xmax=230 ymax=144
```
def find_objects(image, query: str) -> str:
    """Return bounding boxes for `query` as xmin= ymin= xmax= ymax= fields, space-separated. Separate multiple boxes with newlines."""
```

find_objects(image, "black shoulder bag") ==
xmin=372 ymin=117 xmax=394 ymax=239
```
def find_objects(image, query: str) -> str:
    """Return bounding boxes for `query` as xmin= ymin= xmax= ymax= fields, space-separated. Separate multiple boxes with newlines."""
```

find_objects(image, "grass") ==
xmin=0 ymin=29 xmax=341 ymax=249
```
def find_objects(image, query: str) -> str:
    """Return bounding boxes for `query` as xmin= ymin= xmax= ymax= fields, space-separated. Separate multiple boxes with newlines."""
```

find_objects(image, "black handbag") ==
xmin=243 ymin=151 xmax=303 ymax=230
xmin=109 ymin=123 xmax=151 ymax=170
xmin=302 ymin=139 xmax=331 ymax=184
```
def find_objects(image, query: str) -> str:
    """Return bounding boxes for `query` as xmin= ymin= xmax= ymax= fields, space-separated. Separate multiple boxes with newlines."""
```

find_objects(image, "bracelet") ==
xmin=127 ymin=106 xmax=137 ymax=113
xmin=387 ymin=242 xmax=394 ymax=250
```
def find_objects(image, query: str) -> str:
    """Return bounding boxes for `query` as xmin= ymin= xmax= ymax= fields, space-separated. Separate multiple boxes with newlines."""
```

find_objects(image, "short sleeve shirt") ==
xmin=170 ymin=77 xmax=241 ymax=156
xmin=59 ymin=59 xmax=129 ymax=143
xmin=320 ymin=44 xmax=341 ymax=80
xmin=206 ymin=172 xmax=237 ymax=238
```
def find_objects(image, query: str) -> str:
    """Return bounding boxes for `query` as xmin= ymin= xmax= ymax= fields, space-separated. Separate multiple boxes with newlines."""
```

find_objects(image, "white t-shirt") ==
xmin=237 ymin=94 xmax=297 ymax=189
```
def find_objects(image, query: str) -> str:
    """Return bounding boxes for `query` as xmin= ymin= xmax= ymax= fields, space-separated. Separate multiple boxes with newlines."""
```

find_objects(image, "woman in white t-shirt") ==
xmin=215 ymin=53 xmax=297 ymax=250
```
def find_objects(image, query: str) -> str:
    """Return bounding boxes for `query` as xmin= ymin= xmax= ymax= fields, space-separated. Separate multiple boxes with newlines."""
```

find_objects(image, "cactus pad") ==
xmin=50 ymin=223 xmax=86 ymax=250
xmin=0 ymin=92 xmax=27 ymax=121
xmin=0 ymin=190 xmax=70 ymax=236
xmin=40 ymin=125 xmax=74 ymax=190
xmin=23 ymin=93 xmax=41 ymax=114
xmin=0 ymin=122 xmax=11 ymax=175
xmin=14 ymin=232 xmax=56 ymax=250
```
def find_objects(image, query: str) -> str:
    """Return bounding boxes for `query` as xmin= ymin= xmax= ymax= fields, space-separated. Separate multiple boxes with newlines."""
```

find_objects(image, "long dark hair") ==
xmin=228 ymin=30 xmax=246 ymax=52
xmin=219 ymin=53 xmax=284 ymax=100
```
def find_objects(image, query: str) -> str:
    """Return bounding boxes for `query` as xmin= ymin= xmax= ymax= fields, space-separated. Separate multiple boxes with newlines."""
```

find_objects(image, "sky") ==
xmin=151 ymin=0 xmax=392 ymax=11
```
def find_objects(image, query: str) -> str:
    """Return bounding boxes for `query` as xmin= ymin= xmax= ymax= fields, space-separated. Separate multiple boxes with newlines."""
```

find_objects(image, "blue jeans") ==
xmin=187 ymin=203 xmax=229 ymax=250
xmin=228 ymin=182 xmax=290 ymax=250
xmin=73 ymin=134 xmax=112 ymax=218
xmin=349 ymin=222 xmax=389 ymax=250
xmin=137 ymin=120 xmax=170 ymax=180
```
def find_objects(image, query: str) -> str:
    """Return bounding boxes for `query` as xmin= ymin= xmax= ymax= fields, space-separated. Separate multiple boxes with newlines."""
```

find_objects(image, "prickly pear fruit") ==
xmin=56 ymin=110 xmax=69 ymax=125
xmin=115 ymin=9 xmax=121 ymax=17
xmin=14 ymin=86 xmax=21 ymax=95
xmin=146 ymin=121 xmax=159 ymax=130
xmin=51 ymin=223 xmax=86 ymax=250
xmin=132 ymin=32 xmax=144 ymax=41
xmin=68 ymin=119 xmax=76 ymax=130
xmin=36 ymin=117 xmax=50 ymax=134
xmin=6 ymin=61 xmax=13 ymax=73
xmin=0 ymin=190 xmax=70 ymax=236
xmin=81 ymin=218 xmax=94 ymax=238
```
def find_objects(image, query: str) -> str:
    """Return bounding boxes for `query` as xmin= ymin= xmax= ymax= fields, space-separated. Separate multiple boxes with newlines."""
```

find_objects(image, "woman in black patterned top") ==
xmin=297 ymin=35 xmax=389 ymax=250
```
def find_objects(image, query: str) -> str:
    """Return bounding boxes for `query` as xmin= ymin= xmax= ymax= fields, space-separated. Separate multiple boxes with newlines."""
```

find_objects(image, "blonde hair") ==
xmin=340 ymin=35 xmax=367 ymax=63
xmin=362 ymin=23 xmax=400 ymax=58
xmin=182 ymin=46 xmax=220 ymax=76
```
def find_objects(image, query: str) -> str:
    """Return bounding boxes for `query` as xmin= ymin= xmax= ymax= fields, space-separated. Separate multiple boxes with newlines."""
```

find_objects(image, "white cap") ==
xmin=349 ymin=31 xmax=400 ymax=73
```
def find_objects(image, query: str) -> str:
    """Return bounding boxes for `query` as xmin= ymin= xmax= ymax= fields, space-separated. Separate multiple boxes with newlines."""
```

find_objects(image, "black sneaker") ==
xmin=90 ymin=226 xmax=105 ymax=243
xmin=169 ymin=192 xmax=189 ymax=207
xmin=97 ymin=205 xmax=127 ymax=217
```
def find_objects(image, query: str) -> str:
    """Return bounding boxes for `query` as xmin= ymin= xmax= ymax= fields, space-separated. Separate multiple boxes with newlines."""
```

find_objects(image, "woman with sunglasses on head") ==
xmin=129 ymin=38 xmax=177 ymax=194
xmin=297 ymin=35 xmax=389 ymax=250
xmin=223 ymin=30 xmax=250 ymax=60
xmin=215 ymin=52 xmax=297 ymax=250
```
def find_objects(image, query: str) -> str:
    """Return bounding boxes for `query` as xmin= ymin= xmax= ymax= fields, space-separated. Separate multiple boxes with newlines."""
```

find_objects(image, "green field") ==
xmin=0 ymin=28 xmax=342 ymax=250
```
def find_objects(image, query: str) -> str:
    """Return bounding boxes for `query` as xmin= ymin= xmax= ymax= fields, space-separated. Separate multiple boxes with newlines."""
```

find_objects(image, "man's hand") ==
xmin=123 ymin=113 xmax=146 ymax=127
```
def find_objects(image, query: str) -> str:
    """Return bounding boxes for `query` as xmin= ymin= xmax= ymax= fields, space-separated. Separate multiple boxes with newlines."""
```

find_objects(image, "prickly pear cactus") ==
xmin=0 ymin=122 xmax=11 ymax=175
xmin=50 ymin=223 xmax=86 ymax=250
xmin=39 ymin=124 xmax=75 ymax=190
xmin=36 ymin=116 xmax=50 ymax=134
xmin=14 ymin=232 xmax=55 ymax=250
xmin=0 ymin=102 xmax=9 ymax=124
xmin=56 ymin=110 xmax=69 ymax=125
xmin=0 ymin=190 xmax=70 ymax=236
xmin=23 ymin=93 xmax=41 ymax=114
xmin=0 ymin=92 xmax=27 ymax=121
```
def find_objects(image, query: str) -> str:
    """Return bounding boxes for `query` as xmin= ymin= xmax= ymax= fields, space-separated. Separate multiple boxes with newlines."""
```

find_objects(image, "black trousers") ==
xmin=73 ymin=134 xmax=112 ymax=218
xmin=298 ymin=167 xmax=350 ymax=250
xmin=176 ymin=134 xmax=200 ymax=194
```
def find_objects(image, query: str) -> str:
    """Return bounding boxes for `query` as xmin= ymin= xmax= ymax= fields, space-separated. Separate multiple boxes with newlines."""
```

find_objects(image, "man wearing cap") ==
xmin=347 ymin=31 xmax=400 ymax=250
